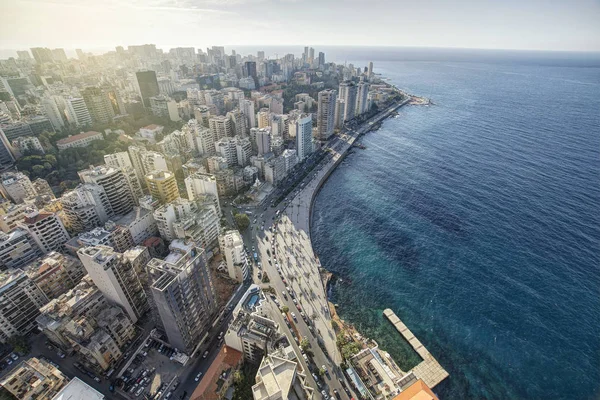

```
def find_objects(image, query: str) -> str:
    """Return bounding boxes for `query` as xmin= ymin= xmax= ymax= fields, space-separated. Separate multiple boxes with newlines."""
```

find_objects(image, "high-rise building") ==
xmin=104 ymin=151 xmax=133 ymax=170
xmin=219 ymin=230 xmax=248 ymax=282
xmin=60 ymin=184 xmax=112 ymax=234
xmin=294 ymin=114 xmax=313 ymax=160
xmin=209 ymin=116 xmax=232 ymax=140
xmin=239 ymin=99 xmax=256 ymax=130
xmin=309 ymin=47 xmax=315 ymax=64
xmin=214 ymin=138 xmax=237 ymax=168
xmin=78 ymin=245 xmax=148 ymax=323
xmin=338 ymin=81 xmax=358 ymax=123
xmin=317 ymin=89 xmax=337 ymax=140
xmin=356 ymin=81 xmax=370 ymax=116
xmin=148 ymin=241 xmax=216 ymax=353
xmin=0 ymin=172 xmax=36 ymax=203
xmin=51 ymin=48 xmax=68 ymax=62
xmin=16 ymin=50 xmax=31 ymax=61
xmin=185 ymin=173 xmax=221 ymax=215
xmin=318 ymin=52 xmax=325 ymax=66
xmin=0 ymin=269 xmax=48 ymax=342
xmin=227 ymin=109 xmax=247 ymax=137
xmin=78 ymin=166 xmax=137 ymax=216
xmin=145 ymin=170 xmax=179 ymax=204
xmin=235 ymin=136 xmax=252 ymax=167
xmin=0 ymin=228 xmax=41 ymax=270
xmin=41 ymin=97 xmax=65 ymax=130
xmin=368 ymin=61 xmax=374 ymax=79
xmin=243 ymin=61 xmax=258 ymax=88
xmin=30 ymin=47 xmax=53 ymax=64
xmin=135 ymin=71 xmax=160 ymax=108
xmin=23 ymin=252 xmax=84 ymax=300
xmin=0 ymin=130 xmax=15 ymax=168
xmin=65 ymin=97 xmax=92 ymax=127
xmin=149 ymin=95 xmax=180 ymax=121
xmin=19 ymin=210 xmax=70 ymax=253
xmin=82 ymin=87 xmax=115 ymax=125
xmin=254 ymin=127 xmax=272 ymax=156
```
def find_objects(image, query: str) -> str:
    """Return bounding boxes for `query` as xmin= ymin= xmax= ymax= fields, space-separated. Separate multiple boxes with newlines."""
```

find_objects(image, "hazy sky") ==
xmin=1 ymin=0 xmax=599 ymax=54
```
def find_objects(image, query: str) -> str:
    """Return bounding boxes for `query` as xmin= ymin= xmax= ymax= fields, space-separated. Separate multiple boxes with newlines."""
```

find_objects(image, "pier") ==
xmin=383 ymin=309 xmax=449 ymax=388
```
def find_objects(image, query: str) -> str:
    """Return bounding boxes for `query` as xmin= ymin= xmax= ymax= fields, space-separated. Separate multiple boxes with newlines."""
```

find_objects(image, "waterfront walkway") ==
xmin=383 ymin=309 xmax=449 ymax=388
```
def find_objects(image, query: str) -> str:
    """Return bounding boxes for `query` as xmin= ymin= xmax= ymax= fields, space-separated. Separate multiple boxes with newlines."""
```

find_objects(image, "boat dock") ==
xmin=383 ymin=309 xmax=449 ymax=388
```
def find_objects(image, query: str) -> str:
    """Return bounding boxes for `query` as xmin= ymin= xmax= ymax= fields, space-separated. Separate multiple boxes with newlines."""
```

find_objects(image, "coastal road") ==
xmin=242 ymin=98 xmax=409 ymax=399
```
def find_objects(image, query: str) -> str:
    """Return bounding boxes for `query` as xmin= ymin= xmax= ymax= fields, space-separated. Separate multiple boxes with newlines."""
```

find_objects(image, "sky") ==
xmin=1 ymin=0 xmax=599 ymax=56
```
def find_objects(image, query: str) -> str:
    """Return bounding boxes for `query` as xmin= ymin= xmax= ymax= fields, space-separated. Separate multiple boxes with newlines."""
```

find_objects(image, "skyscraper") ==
xmin=243 ymin=61 xmax=258 ymax=88
xmin=338 ymin=81 xmax=357 ymax=123
xmin=317 ymin=89 xmax=337 ymax=140
xmin=148 ymin=241 xmax=216 ymax=353
xmin=82 ymin=87 xmax=115 ymax=125
xmin=65 ymin=97 xmax=92 ymax=127
xmin=356 ymin=81 xmax=370 ymax=116
xmin=30 ymin=47 xmax=53 ymax=64
xmin=145 ymin=170 xmax=179 ymax=204
xmin=318 ymin=52 xmax=325 ymax=67
xmin=78 ymin=166 xmax=137 ymax=216
xmin=135 ymin=71 xmax=160 ymax=108
xmin=78 ymin=246 xmax=148 ymax=324
xmin=19 ymin=210 xmax=70 ymax=254
xmin=294 ymin=114 xmax=313 ymax=160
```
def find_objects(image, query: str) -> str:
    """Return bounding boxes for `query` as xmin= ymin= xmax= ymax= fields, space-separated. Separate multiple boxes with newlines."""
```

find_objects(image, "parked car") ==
xmin=195 ymin=372 xmax=203 ymax=382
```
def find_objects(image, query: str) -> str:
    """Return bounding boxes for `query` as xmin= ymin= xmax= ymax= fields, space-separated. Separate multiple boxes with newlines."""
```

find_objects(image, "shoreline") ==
xmin=299 ymin=92 xmax=451 ymax=392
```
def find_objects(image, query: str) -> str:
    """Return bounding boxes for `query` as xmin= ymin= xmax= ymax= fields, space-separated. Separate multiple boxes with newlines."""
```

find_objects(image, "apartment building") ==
xmin=148 ymin=241 xmax=216 ymax=353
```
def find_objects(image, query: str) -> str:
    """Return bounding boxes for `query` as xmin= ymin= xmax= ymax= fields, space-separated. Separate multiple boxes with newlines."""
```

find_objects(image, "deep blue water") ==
xmin=312 ymin=59 xmax=600 ymax=399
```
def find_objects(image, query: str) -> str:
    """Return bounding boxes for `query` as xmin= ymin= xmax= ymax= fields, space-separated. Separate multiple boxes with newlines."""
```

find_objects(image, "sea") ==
xmin=311 ymin=50 xmax=600 ymax=400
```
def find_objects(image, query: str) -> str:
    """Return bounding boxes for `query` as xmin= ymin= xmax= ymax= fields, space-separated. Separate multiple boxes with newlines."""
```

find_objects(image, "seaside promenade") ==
xmin=384 ymin=309 xmax=449 ymax=389
xmin=251 ymin=97 xmax=411 ymax=399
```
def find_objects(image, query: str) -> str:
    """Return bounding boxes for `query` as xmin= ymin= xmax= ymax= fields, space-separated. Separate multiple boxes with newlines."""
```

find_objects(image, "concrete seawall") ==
xmin=384 ymin=309 xmax=449 ymax=388
xmin=307 ymin=98 xmax=411 ymax=253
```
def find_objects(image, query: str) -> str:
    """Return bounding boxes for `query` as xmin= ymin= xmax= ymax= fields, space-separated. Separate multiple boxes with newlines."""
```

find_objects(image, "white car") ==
xmin=195 ymin=372 xmax=203 ymax=381
xmin=202 ymin=351 xmax=209 ymax=359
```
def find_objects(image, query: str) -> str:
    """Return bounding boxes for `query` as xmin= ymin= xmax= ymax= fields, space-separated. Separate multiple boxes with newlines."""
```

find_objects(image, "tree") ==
xmin=300 ymin=338 xmax=310 ymax=352
xmin=282 ymin=305 xmax=289 ymax=314
xmin=8 ymin=335 xmax=29 ymax=354
xmin=234 ymin=213 xmax=250 ymax=231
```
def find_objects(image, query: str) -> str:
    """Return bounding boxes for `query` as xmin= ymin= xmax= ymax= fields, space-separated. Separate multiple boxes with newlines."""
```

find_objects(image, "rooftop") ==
xmin=56 ymin=131 xmax=102 ymax=145
xmin=392 ymin=379 xmax=438 ymax=400
xmin=190 ymin=346 xmax=242 ymax=400
xmin=51 ymin=377 xmax=105 ymax=400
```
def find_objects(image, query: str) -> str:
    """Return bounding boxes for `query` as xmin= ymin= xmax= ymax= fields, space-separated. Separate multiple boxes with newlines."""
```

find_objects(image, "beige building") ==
xmin=0 ymin=269 xmax=48 ymax=343
xmin=0 ymin=357 xmax=68 ymax=400
xmin=219 ymin=230 xmax=248 ymax=282
xmin=56 ymin=131 xmax=103 ymax=150
xmin=145 ymin=170 xmax=179 ymax=204
xmin=24 ymin=252 xmax=85 ymax=300
xmin=252 ymin=348 xmax=314 ymax=400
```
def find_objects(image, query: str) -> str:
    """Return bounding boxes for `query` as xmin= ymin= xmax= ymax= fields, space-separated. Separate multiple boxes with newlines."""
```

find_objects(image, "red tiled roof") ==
xmin=190 ymin=346 xmax=243 ymax=400
xmin=56 ymin=131 xmax=102 ymax=145
xmin=392 ymin=379 xmax=439 ymax=400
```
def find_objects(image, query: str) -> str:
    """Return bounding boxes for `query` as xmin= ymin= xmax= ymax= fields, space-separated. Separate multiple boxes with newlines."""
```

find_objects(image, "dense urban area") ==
xmin=0 ymin=44 xmax=442 ymax=400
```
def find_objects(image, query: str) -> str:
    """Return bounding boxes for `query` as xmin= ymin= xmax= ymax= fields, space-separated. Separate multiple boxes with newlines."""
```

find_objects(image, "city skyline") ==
xmin=1 ymin=0 xmax=599 ymax=55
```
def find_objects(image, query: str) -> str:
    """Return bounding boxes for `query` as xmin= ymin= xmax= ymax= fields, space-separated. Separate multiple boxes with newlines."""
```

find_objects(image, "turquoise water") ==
xmin=312 ymin=58 xmax=600 ymax=399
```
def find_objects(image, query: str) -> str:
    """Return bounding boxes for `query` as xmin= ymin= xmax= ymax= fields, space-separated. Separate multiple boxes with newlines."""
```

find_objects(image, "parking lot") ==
xmin=117 ymin=338 xmax=184 ymax=399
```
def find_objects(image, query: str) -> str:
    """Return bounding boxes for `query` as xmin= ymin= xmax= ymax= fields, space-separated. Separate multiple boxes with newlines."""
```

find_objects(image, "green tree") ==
xmin=234 ymin=213 xmax=250 ymax=231
xmin=300 ymin=338 xmax=310 ymax=352
xmin=282 ymin=305 xmax=289 ymax=314
xmin=8 ymin=335 xmax=29 ymax=354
